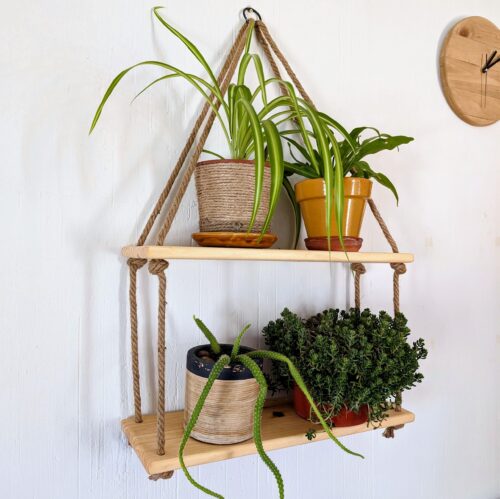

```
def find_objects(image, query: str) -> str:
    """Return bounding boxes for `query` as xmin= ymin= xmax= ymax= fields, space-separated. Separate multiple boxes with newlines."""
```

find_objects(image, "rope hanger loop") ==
xmin=243 ymin=6 xmax=262 ymax=22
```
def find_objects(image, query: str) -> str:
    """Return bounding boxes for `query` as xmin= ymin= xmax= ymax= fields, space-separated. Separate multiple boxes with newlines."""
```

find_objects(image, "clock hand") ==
xmin=481 ymin=54 xmax=485 ymax=108
xmin=486 ymin=55 xmax=500 ymax=70
xmin=482 ymin=50 xmax=497 ymax=73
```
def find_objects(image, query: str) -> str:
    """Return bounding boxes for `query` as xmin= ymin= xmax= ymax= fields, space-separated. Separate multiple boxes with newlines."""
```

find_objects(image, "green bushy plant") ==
xmin=182 ymin=317 xmax=363 ymax=499
xmin=262 ymin=308 xmax=427 ymax=423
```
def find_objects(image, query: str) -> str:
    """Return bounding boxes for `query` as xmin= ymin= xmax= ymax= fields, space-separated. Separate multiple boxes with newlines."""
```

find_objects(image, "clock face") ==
xmin=440 ymin=16 xmax=500 ymax=126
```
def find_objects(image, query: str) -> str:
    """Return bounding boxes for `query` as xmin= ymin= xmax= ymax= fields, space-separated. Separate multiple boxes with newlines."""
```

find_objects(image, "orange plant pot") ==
xmin=294 ymin=178 xmax=372 ymax=248
xmin=293 ymin=384 xmax=369 ymax=427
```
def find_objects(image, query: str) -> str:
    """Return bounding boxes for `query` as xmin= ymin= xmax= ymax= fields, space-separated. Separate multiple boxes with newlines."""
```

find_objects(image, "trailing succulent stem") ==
xmin=193 ymin=316 xmax=221 ymax=355
xmin=248 ymin=350 xmax=364 ymax=459
xmin=236 ymin=355 xmax=285 ymax=499
xmin=179 ymin=354 xmax=230 ymax=499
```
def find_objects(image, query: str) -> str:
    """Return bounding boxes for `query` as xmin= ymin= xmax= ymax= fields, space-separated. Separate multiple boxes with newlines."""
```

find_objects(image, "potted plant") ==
xmin=181 ymin=316 xmax=363 ymax=498
xmin=284 ymin=123 xmax=414 ymax=250
xmin=90 ymin=7 xmax=340 ymax=249
xmin=262 ymin=308 xmax=427 ymax=426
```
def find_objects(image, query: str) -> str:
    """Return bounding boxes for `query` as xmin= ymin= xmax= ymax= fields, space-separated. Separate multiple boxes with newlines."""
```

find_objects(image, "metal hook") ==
xmin=243 ymin=7 xmax=262 ymax=22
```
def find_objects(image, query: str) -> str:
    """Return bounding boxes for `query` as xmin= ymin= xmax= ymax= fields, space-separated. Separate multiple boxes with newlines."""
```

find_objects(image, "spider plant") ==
xmin=89 ymin=7 xmax=331 ymax=237
xmin=181 ymin=317 xmax=363 ymax=499
xmin=284 ymin=121 xmax=414 ymax=226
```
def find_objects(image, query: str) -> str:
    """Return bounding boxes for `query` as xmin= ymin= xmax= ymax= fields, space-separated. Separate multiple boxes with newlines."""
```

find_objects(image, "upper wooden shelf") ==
xmin=122 ymin=245 xmax=414 ymax=264
xmin=122 ymin=402 xmax=415 ymax=476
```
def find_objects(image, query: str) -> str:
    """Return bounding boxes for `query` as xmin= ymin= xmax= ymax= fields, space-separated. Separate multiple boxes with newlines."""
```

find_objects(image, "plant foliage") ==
xmin=182 ymin=317 xmax=363 ymax=498
xmin=285 ymin=124 xmax=414 ymax=205
xmin=262 ymin=308 xmax=427 ymax=423
xmin=89 ymin=7 xmax=338 ymax=240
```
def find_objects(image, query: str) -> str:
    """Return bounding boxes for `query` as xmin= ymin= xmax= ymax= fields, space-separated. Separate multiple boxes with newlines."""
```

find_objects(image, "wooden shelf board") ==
xmin=121 ymin=245 xmax=414 ymax=264
xmin=122 ymin=403 xmax=415 ymax=476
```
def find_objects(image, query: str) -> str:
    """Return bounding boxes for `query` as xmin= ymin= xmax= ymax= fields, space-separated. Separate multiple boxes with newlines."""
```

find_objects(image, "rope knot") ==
xmin=351 ymin=262 xmax=366 ymax=274
xmin=128 ymin=258 xmax=147 ymax=270
xmin=382 ymin=423 xmax=405 ymax=439
xmin=390 ymin=262 xmax=407 ymax=275
xmin=149 ymin=259 xmax=169 ymax=275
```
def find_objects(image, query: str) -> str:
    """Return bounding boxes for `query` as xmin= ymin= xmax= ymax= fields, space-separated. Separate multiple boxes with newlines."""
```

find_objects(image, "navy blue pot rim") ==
xmin=186 ymin=344 xmax=263 ymax=381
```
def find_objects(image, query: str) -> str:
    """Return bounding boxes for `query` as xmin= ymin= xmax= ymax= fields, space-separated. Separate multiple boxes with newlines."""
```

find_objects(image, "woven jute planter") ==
xmin=184 ymin=344 xmax=262 ymax=444
xmin=195 ymin=159 xmax=272 ymax=233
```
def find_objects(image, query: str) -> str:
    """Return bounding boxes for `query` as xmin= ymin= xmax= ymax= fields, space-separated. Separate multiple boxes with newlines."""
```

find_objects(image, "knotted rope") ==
xmin=127 ymin=257 xmax=147 ymax=423
xmin=149 ymin=259 xmax=169 ymax=454
xmin=350 ymin=262 xmax=366 ymax=310
xmin=125 ymin=21 xmax=251 ymax=462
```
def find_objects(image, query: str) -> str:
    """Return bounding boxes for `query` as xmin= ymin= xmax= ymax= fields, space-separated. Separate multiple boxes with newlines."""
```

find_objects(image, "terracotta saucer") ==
xmin=304 ymin=236 xmax=363 ymax=252
xmin=192 ymin=232 xmax=278 ymax=248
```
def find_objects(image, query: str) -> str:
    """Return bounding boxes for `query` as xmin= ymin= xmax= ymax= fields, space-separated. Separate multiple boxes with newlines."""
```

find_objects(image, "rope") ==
xmin=149 ymin=259 xmax=169 ymax=455
xmin=149 ymin=471 xmax=174 ymax=481
xmin=254 ymin=22 xmax=287 ymax=96
xmin=367 ymin=199 xmax=406 ymax=315
xmin=154 ymin=23 xmax=250 ymax=245
xmin=350 ymin=263 xmax=366 ymax=309
xmin=366 ymin=199 xmax=406 ymax=437
xmin=127 ymin=258 xmax=147 ymax=422
xmin=255 ymin=21 xmax=316 ymax=107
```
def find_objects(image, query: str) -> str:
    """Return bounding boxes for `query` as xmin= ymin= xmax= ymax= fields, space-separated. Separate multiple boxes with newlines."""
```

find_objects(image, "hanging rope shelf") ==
xmin=120 ymin=11 xmax=415 ymax=480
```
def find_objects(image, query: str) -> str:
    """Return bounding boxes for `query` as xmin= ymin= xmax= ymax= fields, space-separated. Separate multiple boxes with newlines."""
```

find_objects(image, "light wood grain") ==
xmin=440 ymin=16 xmax=500 ymax=126
xmin=184 ymin=371 xmax=260 ymax=444
xmin=121 ymin=245 xmax=414 ymax=263
xmin=122 ymin=403 xmax=415 ymax=475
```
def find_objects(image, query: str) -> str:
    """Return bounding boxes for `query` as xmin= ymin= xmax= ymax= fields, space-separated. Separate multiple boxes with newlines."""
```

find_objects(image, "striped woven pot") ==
xmin=184 ymin=344 xmax=262 ymax=444
xmin=194 ymin=159 xmax=271 ymax=233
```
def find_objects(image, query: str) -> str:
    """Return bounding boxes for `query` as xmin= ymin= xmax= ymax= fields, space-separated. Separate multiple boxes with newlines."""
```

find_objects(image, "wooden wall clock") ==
xmin=440 ymin=16 xmax=500 ymax=126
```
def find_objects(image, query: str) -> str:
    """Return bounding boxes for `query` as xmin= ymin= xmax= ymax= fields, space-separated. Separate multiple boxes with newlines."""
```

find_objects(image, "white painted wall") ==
xmin=1 ymin=0 xmax=499 ymax=498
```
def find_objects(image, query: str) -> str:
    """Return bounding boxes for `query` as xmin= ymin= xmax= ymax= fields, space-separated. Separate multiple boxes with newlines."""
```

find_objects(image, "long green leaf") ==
xmin=373 ymin=171 xmax=399 ymax=204
xmin=299 ymin=105 xmax=335 ymax=243
xmin=283 ymin=161 xmax=317 ymax=179
xmin=319 ymin=112 xmax=356 ymax=151
xmin=281 ymin=83 xmax=320 ymax=176
xmin=237 ymin=52 xmax=268 ymax=106
xmin=283 ymin=176 xmax=301 ymax=248
xmin=260 ymin=120 xmax=284 ymax=236
xmin=356 ymin=135 xmax=414 ymax=160
xmin=153 ymin=7 xmax=221 ymax=99
xmin=324 ymin=126 xmax=345 ymax=248
xmin=202 ymin=149 xmax=225 ymax=160
xmin=234 ymin=97 xmax=265 ymax=233
xmin=89 ymin=61 xmax=229 ymax=142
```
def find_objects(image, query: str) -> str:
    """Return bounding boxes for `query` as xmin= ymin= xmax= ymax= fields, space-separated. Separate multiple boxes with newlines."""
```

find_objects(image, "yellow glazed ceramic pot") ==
xmin=295 ymin=177 xmax=373 ymax=238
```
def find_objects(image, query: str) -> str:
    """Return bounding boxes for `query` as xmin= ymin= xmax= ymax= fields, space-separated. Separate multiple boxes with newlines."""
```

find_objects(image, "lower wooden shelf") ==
xmin=122 ymin=403 xmax=415 ymax=476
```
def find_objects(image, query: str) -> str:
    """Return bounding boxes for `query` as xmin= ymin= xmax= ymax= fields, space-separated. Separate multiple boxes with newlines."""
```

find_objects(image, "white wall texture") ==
xmin=1 ymin=0 xmax=499 ymax=498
